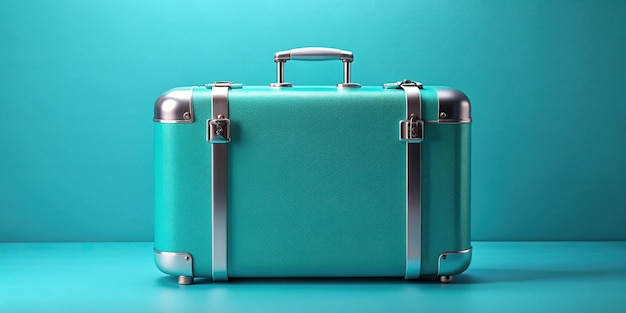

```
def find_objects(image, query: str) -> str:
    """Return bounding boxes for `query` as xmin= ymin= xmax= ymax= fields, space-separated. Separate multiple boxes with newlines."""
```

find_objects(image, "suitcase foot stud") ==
xmin=178 ymin=275 xmax=194 ymax=285
xmin=439 ymin=275 xmax=453 ymax=283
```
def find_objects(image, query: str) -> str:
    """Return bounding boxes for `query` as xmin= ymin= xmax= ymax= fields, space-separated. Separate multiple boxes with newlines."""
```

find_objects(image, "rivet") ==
xmin=442 ymin=254 xmax=447 ymax=260
xmin=217 ymin=114 xmax=224 ymax=119
xmin=184 ymin=256 xmax=190 ymax=261
xmin=439 ymin=112 xmax=447 ymax=119
xmin=183 ymin=112 xmax=191 ymax=120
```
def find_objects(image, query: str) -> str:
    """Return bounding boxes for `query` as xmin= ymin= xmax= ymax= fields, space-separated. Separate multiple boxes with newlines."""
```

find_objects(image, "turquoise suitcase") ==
xmin=153 ymin=47 xmax=472 ymax=285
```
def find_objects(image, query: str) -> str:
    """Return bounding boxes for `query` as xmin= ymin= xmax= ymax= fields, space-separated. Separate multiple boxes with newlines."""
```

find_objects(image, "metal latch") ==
xmin=207 ymin=116 xmax=230 ymax=143
xmin=206 ymin=81 xmax=240 ymax=144
xmin=400 ymin=114 xmax=424 ymax=143
xmin=386 ymin=80 xmax=424 ymax=143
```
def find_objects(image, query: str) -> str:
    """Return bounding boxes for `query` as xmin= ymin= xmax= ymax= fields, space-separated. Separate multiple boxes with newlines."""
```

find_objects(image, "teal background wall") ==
xmin=1 ymin=0 xmax=625 ymax=242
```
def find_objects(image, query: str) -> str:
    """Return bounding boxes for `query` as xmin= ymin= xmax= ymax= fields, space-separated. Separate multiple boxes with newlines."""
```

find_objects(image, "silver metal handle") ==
xmin=270 ymin=47 xmax=360 ymax=88
xmin=274 ymin=47 xmax=353 ymax=62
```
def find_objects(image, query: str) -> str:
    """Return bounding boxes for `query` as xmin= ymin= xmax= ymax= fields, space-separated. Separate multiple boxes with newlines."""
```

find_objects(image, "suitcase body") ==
xmin=153 ymin=48 xmax=472 ymax=284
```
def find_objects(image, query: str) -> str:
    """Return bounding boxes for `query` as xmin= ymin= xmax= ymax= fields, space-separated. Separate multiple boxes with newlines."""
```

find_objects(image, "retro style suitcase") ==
xmin=153 ymin=47 xmax=472 ymax=285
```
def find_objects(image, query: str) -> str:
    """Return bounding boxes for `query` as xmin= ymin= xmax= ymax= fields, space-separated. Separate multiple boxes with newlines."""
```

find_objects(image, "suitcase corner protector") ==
xmin=154 ymin=87 xmax=195 ymax=123
xmin=433 ymin=87 xmax=472 ymax=124
xmin=153 ymin=248 xmax=194 ymax=277
xmin=437 ymin=246 xmax=472 ymax=276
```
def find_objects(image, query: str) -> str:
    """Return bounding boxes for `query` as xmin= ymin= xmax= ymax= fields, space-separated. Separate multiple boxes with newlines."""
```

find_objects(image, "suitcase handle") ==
xmin=270 ymin=47 xmax=361 ymax=88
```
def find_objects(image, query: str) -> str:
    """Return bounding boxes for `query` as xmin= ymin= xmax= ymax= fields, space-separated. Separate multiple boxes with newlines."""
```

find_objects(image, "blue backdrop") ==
xmin=1 ymin=0 xmax=625 ymax=242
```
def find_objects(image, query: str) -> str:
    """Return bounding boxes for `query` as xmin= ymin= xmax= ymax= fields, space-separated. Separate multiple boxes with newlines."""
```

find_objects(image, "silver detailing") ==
xmin=206 ymin=83 xmax=233 ymax=144
xmin=207 ymin=82 xmax=237 ymax=282
xmin=207 ymin=118 xmax=231 ymax=143
xmin=385 ymin=84 xmax=472 ymax=124
xmin=386 ymin=80 xmax=426 ymax=143
xmin=274 ymin=47 xmax=354 ymax=62
xmin=434 ymin=87 xmax=472 ymax=124
xmin=437 ymin=247 xmax=473 ymax=276
xmin=400 ymin=114 xmax=424 ymax=143
xmin=389 ymin=80 xmax=424 ymax=280
xmin=270 ymin=47 xmax=361 ymax=88
xmin=206 ymin=82 xmax=243 ymax=89
xmin=211 ymin=142 xmax=228 ymax=282
xmin=272 ymin=61 xmax=292 ymax=87
xmin=405 ymin=139 xmax=422 ymax=280
xmin=153 ymin=248 xmax=193 ymax=281
xmin=153 ymin=88 xmax=194 ymax=123
xmin=439 ymin=275 xmax=453 ymax=283
xmin=383 ymin=80 xmax=424 ymax=89
xmin=178 ymin=276 xmax=194 ymax=285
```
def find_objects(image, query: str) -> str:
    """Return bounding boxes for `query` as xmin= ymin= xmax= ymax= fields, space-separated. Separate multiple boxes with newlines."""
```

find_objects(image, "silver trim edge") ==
xmin=437 ymin=247 xmax=473 ymax=276
xmin=153 ymin=87 xmax=194 ymax=123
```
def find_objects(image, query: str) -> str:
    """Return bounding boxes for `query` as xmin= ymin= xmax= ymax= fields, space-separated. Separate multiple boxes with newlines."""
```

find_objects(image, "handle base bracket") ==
xmin=270 ymin=82 xmax=293 ymax=88
xmin=336 ymin=83 xmax=361 ymax=88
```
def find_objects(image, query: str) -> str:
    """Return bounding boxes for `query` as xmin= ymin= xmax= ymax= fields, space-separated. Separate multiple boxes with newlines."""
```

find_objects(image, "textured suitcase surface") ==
xmin=153 ymin=48 xmax=472 ymax=284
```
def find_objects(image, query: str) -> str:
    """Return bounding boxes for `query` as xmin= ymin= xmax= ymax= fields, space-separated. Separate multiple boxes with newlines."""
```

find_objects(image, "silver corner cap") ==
xmin=154 ymin=248 xmax=193 ymax=277
xmin=435 ymin=87 xmax=472 ymax=124
xmin=153 ymin=87 xmax=194 ymax=123
xmin=437 ymin=247 xmax=472 ymax=276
